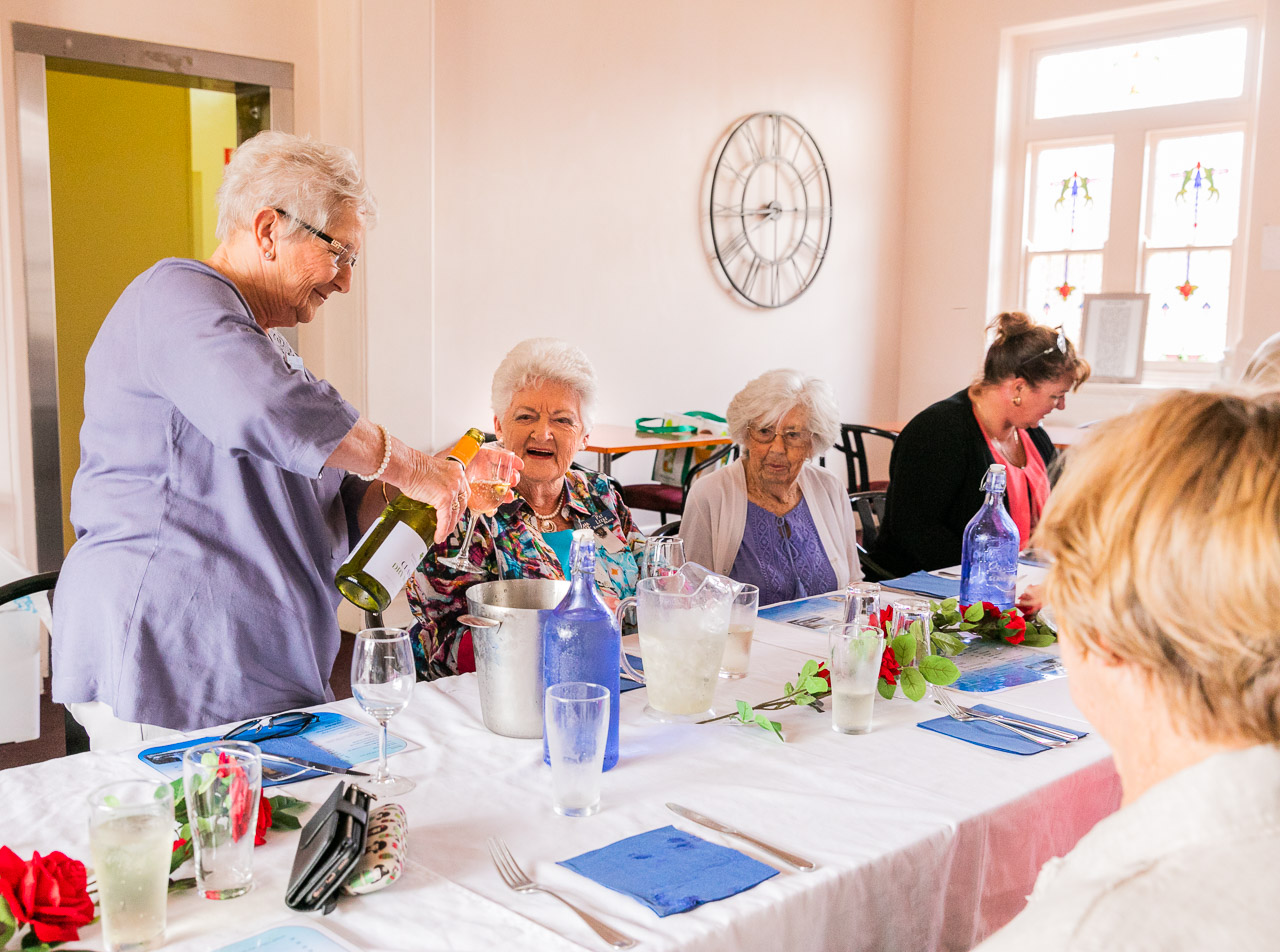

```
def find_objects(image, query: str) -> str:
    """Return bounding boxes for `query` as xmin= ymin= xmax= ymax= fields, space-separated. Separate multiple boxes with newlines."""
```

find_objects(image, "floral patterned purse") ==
xmin=341 ymin=803 xmax=408 ymax=895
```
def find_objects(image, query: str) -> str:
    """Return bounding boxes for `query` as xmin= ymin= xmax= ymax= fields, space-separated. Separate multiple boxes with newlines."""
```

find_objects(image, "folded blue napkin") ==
xmin=882 ymin=572 xmax=961 ymax=600
xmin=558 ymin=825 xmax=778 ymax=917
xmin=620 ymin=654 xmax=644 ymax=693
xmin=918 ymin=704 xmax=1086 ymax=755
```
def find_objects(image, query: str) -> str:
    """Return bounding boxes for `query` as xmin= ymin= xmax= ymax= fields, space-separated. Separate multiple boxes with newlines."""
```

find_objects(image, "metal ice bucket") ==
xmin=462 ymin=578 xmax=568 ymax=738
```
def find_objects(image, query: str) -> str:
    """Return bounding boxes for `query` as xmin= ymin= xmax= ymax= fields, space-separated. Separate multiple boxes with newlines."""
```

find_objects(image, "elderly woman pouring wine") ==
xmin=406 ymin=338 xmax=642 ymax=678
xmin=52 ymin=131 xmax=511 ymax=749
xmin=682 ymin=369 xmax=861 ymax=604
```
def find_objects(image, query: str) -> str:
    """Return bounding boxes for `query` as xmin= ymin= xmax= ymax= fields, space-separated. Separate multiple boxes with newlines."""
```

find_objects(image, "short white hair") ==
xmin=726 ymin=369 xmax=841 ymax=459
xmin=490 ymin=338 xmax=598 ymax=431
xmin=215 ymin=131 xmax=378 ymax=241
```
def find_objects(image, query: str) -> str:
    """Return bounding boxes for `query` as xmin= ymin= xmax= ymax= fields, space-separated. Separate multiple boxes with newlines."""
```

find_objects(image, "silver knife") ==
xmin=259 ymin=752 xmax=370 ymax=777
xmin=666 ymin=803 xmax=817 ymax=872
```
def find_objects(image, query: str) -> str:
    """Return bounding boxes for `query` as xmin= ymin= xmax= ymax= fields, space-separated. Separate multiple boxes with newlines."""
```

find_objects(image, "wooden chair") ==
xmin=833 ymin=424 xmax=897 ymax=493
xmin=621 ymin=443 xmax=738 ymax=525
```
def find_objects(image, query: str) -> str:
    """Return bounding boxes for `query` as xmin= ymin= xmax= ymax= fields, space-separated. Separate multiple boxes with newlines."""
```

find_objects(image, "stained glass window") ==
xmin=1034 ymin=27 xmax=1247 ymax=119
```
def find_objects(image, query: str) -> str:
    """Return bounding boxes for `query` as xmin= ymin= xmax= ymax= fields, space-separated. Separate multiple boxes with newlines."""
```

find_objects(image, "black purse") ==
xmin=285 ymin=782 xmax=372 ymax=914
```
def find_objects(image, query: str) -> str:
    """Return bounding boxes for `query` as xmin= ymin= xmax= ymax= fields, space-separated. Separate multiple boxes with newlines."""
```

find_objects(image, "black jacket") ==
xmin=867 ymin=389 xmax=1056 ymax=578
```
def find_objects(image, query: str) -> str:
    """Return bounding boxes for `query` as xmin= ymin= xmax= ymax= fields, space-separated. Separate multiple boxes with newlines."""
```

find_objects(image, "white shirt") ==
xmin=975 ymin=744 xmax=1280 ymax=952
xmin=681 ymin=459 xmax=861 ymax=590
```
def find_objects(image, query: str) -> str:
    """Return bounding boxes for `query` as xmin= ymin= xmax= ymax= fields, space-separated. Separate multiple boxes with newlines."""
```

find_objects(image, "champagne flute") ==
xmin=439 ymin=447 xmax=515 ymax=573
xmin=351 ymin=627 xmax=416 ymax=796
xmin=641 ymin=536 xmax=686 ymax=579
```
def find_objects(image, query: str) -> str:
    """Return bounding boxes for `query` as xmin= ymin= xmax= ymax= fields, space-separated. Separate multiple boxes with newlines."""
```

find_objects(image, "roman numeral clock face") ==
xmin=710 ymin=112 xmax=832 ymax=308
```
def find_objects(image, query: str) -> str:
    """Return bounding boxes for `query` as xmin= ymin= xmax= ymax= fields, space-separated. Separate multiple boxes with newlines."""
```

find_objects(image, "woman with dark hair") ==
xmin=868 ymin=312 xmax=1090 ymax=580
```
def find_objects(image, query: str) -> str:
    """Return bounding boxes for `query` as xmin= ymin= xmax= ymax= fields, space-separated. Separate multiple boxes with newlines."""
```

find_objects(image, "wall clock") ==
xmin=709 ymin=112 xmax=833 ymax=308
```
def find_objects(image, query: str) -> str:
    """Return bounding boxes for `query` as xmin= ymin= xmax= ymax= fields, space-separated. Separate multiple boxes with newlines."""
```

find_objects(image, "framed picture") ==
xmin=1080 ymin=293 xmax=1150 ymax=384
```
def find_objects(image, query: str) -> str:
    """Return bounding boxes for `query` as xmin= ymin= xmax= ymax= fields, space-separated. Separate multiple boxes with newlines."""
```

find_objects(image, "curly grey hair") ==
xmin=725 ymin=369 xmax=840 ymax=460
xmin=490 ymin=338 xmax=598 ymax=431
xmin=215 ymin=131 xmax=378 ymax=241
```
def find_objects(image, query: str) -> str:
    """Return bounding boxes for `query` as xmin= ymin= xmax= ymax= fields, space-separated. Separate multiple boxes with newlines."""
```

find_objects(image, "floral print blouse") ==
xmin=405 ymin=469 xmax=642 ymax=679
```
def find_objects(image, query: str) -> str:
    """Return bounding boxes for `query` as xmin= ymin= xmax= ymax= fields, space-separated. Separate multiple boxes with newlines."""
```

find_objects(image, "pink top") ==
xmin=979 ymin=426 xmax=1050 ymax=546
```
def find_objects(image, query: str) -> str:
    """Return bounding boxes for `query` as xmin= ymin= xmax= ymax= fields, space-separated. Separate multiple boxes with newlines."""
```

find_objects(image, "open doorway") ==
xmin=14 ymin=24 xmax=293 ymax=570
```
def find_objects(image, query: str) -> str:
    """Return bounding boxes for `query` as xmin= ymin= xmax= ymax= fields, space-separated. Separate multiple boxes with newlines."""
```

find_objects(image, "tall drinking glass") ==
xmin=440 ymin=446 xmax=515 ymax=573
xmin=891 ymin=596 xmax=933 ymax=670
xmin=827 ymin=624 xmax=886 ymax=734
xmin=641 ymin=536 xmax=686 ymax=579
xmin=544 ymin=682 xmax=610 ymax=817
xmin=720 ymin=583 xmax=759 ymax=679
xmin=182 ymin=741 xmax=261 ymax=900
xmin=88 ymin=779 xmax=174 ymax=951
xmin=352 ymin=627 xmax=416 ymax=796
xmin=844 ymin=581 xmax=881 ymax=626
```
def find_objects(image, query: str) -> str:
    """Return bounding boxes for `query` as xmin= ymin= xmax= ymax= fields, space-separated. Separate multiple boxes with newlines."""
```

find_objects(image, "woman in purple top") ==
xmin=52 ymin=132 xmax=511 ymax=748
xmin=682 ymin=369 xmax=862 ymax=605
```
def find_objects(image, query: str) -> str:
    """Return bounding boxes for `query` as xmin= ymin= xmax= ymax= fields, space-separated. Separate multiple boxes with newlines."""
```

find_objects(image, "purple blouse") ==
xmin=52 ymin=259 xmax=361 ymax=731
xmin=730 ymin=497 xmax=838 ymax=605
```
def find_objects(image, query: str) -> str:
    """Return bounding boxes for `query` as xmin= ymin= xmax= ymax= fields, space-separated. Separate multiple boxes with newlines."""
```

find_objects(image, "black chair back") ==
xmin=681 ymin=443 xmax=738 ymax=507
xmin=835 ymin=424 xmax=898 ymax=493
xmin=649 ymin=520 xmax=682 ymax=538
xmin=849 ymin=490 xmax=887 ymax=551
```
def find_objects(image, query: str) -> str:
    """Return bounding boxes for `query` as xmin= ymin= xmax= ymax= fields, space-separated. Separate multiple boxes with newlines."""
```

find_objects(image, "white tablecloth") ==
xmin=0 ymin=617 xmax=1120 ymax=952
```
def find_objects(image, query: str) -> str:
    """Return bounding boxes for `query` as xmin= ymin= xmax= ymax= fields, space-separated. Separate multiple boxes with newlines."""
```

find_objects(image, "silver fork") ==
xmin=487 ymin=837 xmax=638 ymax=949
xmin=932 ymin=688 xmax=1067 ymax=748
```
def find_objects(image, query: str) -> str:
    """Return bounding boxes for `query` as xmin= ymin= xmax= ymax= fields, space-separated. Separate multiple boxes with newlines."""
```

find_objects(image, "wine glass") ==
xmin=351 ymin=627 xmax=416 ymax=796
xmin=439 ymin=447 xmax=516 ymax=573
xmin=641 ymin=536 xmax=686 ymax=579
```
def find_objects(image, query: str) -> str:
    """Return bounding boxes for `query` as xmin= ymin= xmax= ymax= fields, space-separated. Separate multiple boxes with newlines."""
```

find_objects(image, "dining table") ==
xmin=584 ymin=424 xmax=733 ymax=476
xmin=0 ymin=597 xmax=1119 ymax=952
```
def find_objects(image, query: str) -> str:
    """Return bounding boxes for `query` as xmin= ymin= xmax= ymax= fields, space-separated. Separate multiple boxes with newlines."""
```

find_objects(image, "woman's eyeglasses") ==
xmin=220 ymin=710 xmax=318 ymax=742
xmin=274 ymin=208 xmax=359 ymax=270
xmin=747 ymin=425 xmax=813 ymax=449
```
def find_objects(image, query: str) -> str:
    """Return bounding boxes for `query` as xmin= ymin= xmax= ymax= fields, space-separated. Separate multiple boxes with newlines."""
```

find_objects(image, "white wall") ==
xmin=356 ymin=0 xmax=913 ymax=491
xmin=898 ymin=0 xmax=1280 ymax=424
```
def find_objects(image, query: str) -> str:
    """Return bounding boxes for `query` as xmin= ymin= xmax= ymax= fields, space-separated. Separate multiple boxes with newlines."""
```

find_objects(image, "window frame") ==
xmin=1001 ymin=7 xmax=1261 ymax=383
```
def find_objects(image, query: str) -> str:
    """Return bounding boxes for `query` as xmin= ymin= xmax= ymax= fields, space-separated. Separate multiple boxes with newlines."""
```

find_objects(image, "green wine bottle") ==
xmin=335 ymin=428 xmax=486 ymax=612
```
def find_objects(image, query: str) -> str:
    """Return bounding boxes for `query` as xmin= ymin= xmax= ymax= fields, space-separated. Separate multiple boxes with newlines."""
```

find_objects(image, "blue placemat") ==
xmin=918 ymin=704 xmax=1086 ymax=755
xmin=620 ymin=654 xmax=644 ymax=693
xmin=882 ymin=572 xmax=961 ymax=600
xmin=558 ymin=825 xmax=778 ymax=917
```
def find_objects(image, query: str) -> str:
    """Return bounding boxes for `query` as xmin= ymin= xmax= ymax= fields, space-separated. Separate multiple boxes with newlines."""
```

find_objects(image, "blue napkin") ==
xmin=918 ymin=704 xmax=1086 ymax=755
xmin=620 ymin=654 xmax=644 ymax=693
xmin=882 ymin=572 xmax=961 ymax=600
xmin=558 ymin=825 xmax=778 ymax=917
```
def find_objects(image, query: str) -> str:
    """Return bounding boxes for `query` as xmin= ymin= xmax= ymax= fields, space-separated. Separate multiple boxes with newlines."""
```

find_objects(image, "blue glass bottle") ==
xmin=959 ymin=464 xmax=1019 ymax=610
xmin=542 ymin=529 xmax=620 ymax=771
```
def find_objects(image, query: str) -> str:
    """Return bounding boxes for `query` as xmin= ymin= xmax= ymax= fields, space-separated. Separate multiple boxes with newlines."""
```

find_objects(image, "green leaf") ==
xmin=930 ymin=630 xmax=966 ymax=657
xmin=939 ymin=597 xmax=959 ymax=611
xmin=19 ymin=935 xmax=52 ymax=952
xmin=799 ymin=659 xmax=819 ymax=679
xmin=754 ymin=714 xmax=785 ymax=741
xmin=963 ymin=603 xmax=985 ymax=622
xmin=802 ymin=676 xmax=829 ymax=694
xmin=0 ymin=896 xmax=18 ymax=947
xmin=103 ymin=794 xmax=120 ymax=808
xmin=736 ymin=700 xmax=753 ymax=723
xmin=919 ymin=655 xmax=960 ymax=685
xmin=1020 ymin=632 xmax=1057 ymax=647
xmin=268 ymin=795 xmax=307 ymax=813
xmin=783 ymin=681 xmax=795 ymax=696
xmin=890 ymin=632 xmax=916 ymax=666
xmin=167 ymin=877 xmax=198 ymax=894
xmin=900 ymin=666 xmax=927 ymax=701
xmin=877 ymin=678 xmax=896 ymax=700
xmin=958 ymin=621 xmax=976 ymax=631
xmin=270 ymin=812 xmax=302 ymax=831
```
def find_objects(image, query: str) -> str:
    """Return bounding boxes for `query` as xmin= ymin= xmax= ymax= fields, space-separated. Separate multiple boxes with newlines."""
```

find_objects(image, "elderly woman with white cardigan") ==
xmin=682 ymin=369 xmax=861 ymax=604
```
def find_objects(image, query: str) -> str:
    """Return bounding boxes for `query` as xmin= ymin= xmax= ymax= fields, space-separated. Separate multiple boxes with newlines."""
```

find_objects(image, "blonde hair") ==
xmin=725 ymin=369 xmax=840 ymax=460
xmin=216 ymin=131 xmax=378 ymax=241
xmin=1034 ymin=389 xmax=1280 ymax=743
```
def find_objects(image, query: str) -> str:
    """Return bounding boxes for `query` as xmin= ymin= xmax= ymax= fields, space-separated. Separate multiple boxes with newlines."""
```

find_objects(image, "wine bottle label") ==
xmin=359 ymin=520 xmax=429 ymax=598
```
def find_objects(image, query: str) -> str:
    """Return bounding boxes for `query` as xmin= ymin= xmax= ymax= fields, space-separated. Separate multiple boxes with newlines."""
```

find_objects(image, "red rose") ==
xmin=879 ymin=645 xmax=901 ymax=685
xmin=171 ymin=837 xmax=188 ymax=853
xmin=872 ymin=605 xmax=894 ymax=636
xmin=981 ymin=601 xmax=999 ymax=619
xmin=254 ymin=794 xmax=273 ymax=847
xmin=0 ymin=847 xmax=95 ymax=943
xmin=814 ymin=664 xmax=832 ymax=690
xmin=1002 ymin=611 xmax=1027 ymax=645
xmin=224 ymin=760 xmax=255 ymax=843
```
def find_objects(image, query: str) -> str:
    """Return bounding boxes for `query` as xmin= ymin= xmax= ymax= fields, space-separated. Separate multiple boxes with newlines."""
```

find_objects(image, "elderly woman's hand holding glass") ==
xmin=681 ymin=369 xmax=861 ymax=605
xmin=406 ymin=338 xmax=642 ymax=679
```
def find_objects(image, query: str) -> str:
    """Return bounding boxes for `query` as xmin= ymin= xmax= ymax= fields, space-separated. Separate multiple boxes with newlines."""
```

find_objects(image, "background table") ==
xmin=585 ymin=423 xmax=733 ymax=476
xmin=0 ymin=611 xmax=1119 ymax=952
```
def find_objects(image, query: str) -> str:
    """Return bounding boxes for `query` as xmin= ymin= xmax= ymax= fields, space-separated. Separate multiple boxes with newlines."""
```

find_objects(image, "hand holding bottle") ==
xmin=391 ymin=451 xmax=475 ymax=542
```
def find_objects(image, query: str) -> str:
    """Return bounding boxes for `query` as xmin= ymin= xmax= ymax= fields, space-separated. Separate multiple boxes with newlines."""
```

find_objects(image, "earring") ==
xmin=264 ymin=251 xmax=274 ymax=260
xmin=1013 ymin=394 xmax=1022 ymax=407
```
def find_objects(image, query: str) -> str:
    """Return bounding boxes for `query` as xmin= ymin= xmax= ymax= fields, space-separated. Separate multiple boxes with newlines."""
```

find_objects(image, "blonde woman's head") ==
xmin=1034 ymin=389 xmax=1280 ymax=744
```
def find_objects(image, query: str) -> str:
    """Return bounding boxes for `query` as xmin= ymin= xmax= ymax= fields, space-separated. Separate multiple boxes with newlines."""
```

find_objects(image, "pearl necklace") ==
xmin=526 ymin=483 xmax=570 ymax=533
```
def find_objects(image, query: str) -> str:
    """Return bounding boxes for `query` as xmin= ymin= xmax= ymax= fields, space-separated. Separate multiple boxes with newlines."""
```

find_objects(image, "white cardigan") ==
xmin=681 ymin=459 xmax=862 ymax=591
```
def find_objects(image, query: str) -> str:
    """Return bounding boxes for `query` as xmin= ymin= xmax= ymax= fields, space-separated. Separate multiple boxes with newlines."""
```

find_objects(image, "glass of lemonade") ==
xmin=544 ymin=682 xmax=610 ymax=817
xmin=827 ymin=623 xmax=886 ymax=734
xmin=720 ymin=583 xmax=759 ymax=679
xmin=88 ymin=779 xmax=174 ymax=951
